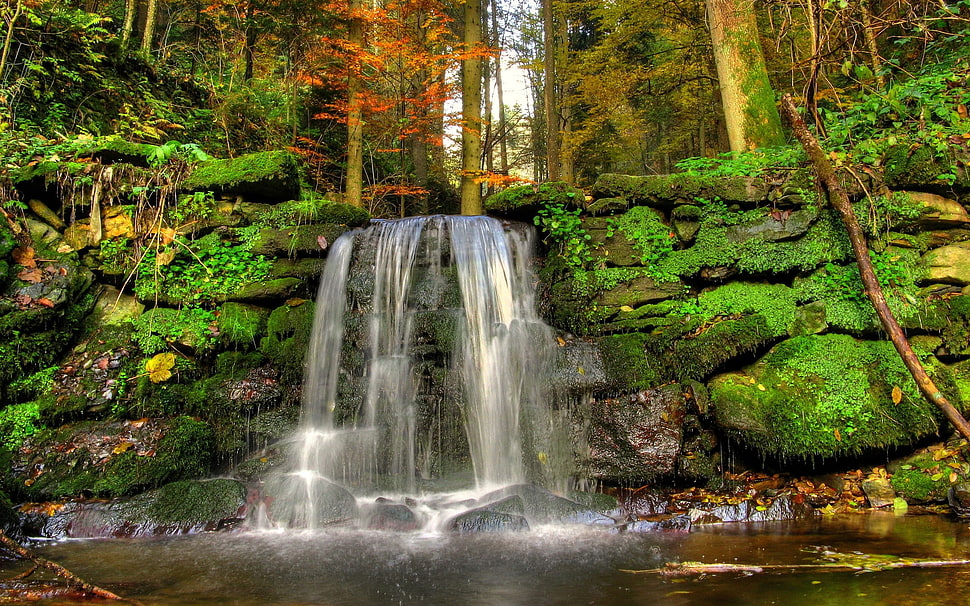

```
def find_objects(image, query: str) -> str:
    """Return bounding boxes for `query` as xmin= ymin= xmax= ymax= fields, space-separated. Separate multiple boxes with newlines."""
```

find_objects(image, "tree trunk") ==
xmin=243 ymin=2 xmax=257 ymax=82
xmin=542 ymin=0 xmax=560 ymax=180
xmin=780 ymin=94 xmax=970 ymax=442
xmin=460 ymin=0 xmax=483 ymax=216
xmin=491 ymin=0 xmax=509 ymax=175
xmin=345 ymin=0 xmax=365 ymax=208
xmin=140 ymin=0 xmax=157 ymax=55
xmin=706 ymin=0 xmax=786 ymax=152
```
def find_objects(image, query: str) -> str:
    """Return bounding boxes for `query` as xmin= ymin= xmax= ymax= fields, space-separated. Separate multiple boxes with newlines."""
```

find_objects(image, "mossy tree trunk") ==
xmin=780 ymin=93 xmax=970 ymax=442
xmin=706 ymin=0 xmax=786 ymax=152
xmin=542 ymin=0 xmax=560 ymax=181
xmin=460 ymin=0 xmax=483 ymax=215
xmin=345 ymin=0 xmax=365 ymax=209
xmin=140 ymin=0 xmax=157 ymax=55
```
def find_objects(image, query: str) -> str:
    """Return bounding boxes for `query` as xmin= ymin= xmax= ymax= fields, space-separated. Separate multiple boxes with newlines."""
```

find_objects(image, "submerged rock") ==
xmin=363 ymin=501 xmax=422 ymax=531
xmin=261 ymin=476 xmax=358 ymax=528
xmin=448 ymin=508 xmax=530 ymax=533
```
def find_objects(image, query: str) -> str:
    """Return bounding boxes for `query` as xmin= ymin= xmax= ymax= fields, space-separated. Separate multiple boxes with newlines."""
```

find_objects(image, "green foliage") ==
xmin=854 ymin=192 xmax=927 ymax=236
xmin=0 ymin=402 xmax=41 ymax=451
xmin=693 ymin=282 xmax=799 ymax=335
xmin=534 ymin=198 xmax=594 ymax=272
xmin=135 ymin=233 xmax=273 ymax=305
xmin=132 ymin=308 xmax=217 ymax=355
xmin=674 ymin=147 xmax=806 ymax=177
xmin=605 ymin=206 xmax=678 ymax=281
xmin=819 ymin=47 xmax=970 ymax=169
xmin=7 ymin=366 xmax=58 ymax=404
xmin=218 ymin=303 xmax=269 ymax=349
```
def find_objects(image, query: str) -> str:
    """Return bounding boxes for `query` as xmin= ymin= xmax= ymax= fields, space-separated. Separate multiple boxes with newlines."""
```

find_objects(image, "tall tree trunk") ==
xmin=140 ymin=0 xmax=157 ymax=55
xmin=119 ymin=0 xmax=136 ymax=54
xmin=0 ymin=0 xmax=23 ymax=80
xmin=542 ymin=0 xmax=559 ymax=180
xmin=780 ymin=94 xmax=970 ymax=442
xmin=859 ymin=0 xmax=886 ymax=89
xmin=706 ymin=0 xmax=786 ymax=152
xmin=345 ymin=0 xmax=365 ymax=208
xmin=491 ymin=0 xmax=509 ymax=175
xmin=243 ymin=2 xmax=257 ymax=82
xmin=460 ymin=0 xmax=483 ymax=216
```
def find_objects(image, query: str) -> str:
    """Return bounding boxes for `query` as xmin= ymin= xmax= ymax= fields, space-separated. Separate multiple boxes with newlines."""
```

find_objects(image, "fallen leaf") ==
xmin=17 ymin=268 xmax=43 ymax=283
xmin=12 ymin=246 xmax=36 ymax=268
xmin=891 ymin=386 xmax=902 ymax=404
xmin=36 ymin=297 xmax=55 ymax=308
xmin=317 ymin=235 xmax=329 ymax=250
xmin=835 ymin=428 xmax=842 ymax=441
xmin=145 ymin=352 xmax=176 ymax=383
xmin=112 ymin=441 xmax=134 ymax=454
xmin=619 ymin=305 xmax=634 ymax=312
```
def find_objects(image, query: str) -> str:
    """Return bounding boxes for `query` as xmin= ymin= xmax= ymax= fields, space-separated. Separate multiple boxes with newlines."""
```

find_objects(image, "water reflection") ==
xmin=7 ymin=514 xmax=970 ymax=605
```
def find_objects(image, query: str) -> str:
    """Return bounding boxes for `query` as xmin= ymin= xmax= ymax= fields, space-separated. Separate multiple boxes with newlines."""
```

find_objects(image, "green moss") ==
xmin=661 ymin=210 xmax=853 ymax=277
xmin=218 ymin=303 xmax=269 ymax=349
xmin=0 ymin=401 xmax=42 ymax=450
xmin=141 ymin=478 xmax=246 ymax=524
xmin=882 ymin=144 xmax=955 ymax=188
xmin=710 ymin=334 xmax=947 ymax=459
xmin=597 ymin=333 xmax=661 ymax=391
xmin=132 ymin=307 xmax=217 ymax=355
xmin=263 ymin=197 xmax=370 ymax=228
xmin=591 ymin=173 xmax=770 ymax=205
xmin=484 ymin=182 xmax=585 ymax=219
xmin=182 ymin=150 xmax=301 ymax=200
xmin=604 ymin=206 xmax=678 ymax=280
xmin=260 ymin=301 xmax=315 ymax=382
xmin=696 ymin=282 xmax=799 ymax=334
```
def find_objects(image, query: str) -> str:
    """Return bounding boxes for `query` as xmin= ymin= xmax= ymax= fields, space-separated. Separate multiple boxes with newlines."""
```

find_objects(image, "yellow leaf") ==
xmin=757 ymin=384 xmax=766 ymax=391
xmin=145 ymin=352 xmax=176 ymax=383
xmin=834 ymin=428 xmax=842 ymax=441
xmin=619 ymin=305 xmax=634 ymax=312
xmin=950 ymin=472 xmax=959 ymax=483
xmin=577 ymin=366 xmax=586 ymax=375
xmin=113 ymin=441 xmax=134 ymax=454
xmin=537 ymin=452 xmax=548 ymax=464
xmin=891 ymin=386 xmax=902 ymax=404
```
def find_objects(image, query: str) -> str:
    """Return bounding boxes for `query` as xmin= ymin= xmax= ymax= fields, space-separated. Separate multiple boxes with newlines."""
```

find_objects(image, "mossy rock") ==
xmin=260 ymin=301 xmax=315 ymax=382
xmin=228 ymin=277 xmax=303 ymax=302
xmin=882 ymin=144 xmax=970 ymax=192
xmin=132 ymin=307 xmax=217 ymax=356
xmin=9 ymin=416 xmax=215 ymax=500
xmin=591 ymin=173 xmax=770 ymax=206
xmin=709 ymin=334 xmax=949 ymax=460
xmin=888 ymin=451 xmax=962 ymax=503
xmin=243 ymin=224 xmax=353 ymax=257
xmin=269 ymin=258 xmax=326 ymax=280
xmin=182 ymin=150 xmax=301 ymax=201
xmin=218 ymin=302 xmax=270 ymax=349
xmin=660 ymin=209 xmax=853 ymax=278
xmin=137 ymin=478 xmax=246 ymax=526
xmin=484 ymin=182 xmax=585 ymax=221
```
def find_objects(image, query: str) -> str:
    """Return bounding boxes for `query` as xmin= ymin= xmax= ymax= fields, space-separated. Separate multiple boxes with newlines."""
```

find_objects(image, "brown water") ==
xmin=6 ymin=513 xmax=970 ymax=605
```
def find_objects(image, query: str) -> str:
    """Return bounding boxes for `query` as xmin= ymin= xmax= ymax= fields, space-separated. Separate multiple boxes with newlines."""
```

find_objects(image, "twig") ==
xmin=0 ymin=530 xmax=142 ymax=604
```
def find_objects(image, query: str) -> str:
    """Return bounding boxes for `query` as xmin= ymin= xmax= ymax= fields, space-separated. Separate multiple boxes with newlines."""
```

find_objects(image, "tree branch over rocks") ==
xmin=779 ymin=93 xmax=970 ymax=442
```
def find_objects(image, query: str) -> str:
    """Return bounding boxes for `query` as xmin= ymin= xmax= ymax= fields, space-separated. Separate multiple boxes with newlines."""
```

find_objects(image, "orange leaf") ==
xmin=12 ymin=246 xmax=36 ymax=268
xmin=17 ymin=268 xmax=43 ymax=283
xmin=36 ymin=298 xmax=55 ymax=308
xmin=891 ymin=386 xmax=902 ymax=404
xmin=834 ymin=428 xmax=842 ymax=441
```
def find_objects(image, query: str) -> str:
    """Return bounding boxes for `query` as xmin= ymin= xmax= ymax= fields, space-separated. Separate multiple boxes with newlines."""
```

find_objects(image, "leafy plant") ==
xmin=534 ymin=198 xmax=594 ymax=272
xmin=0 ymin=402 xmax=41 ymax=451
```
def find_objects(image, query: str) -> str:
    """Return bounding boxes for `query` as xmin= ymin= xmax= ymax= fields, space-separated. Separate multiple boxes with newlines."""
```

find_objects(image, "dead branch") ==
xmin=624 ymin=551 xmax=970 ymax=576
xmin=779 ymin=93 xmax=970 ymax=442
xmin=0 ymin=530 xmax=142 ymax=604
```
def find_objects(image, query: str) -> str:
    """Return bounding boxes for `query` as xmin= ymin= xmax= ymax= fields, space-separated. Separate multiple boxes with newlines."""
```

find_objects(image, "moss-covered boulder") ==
xmin=7 ymin=416 xmax=215 ymax=500
xmin=484 ymin=182 xmax=585 ymax=221
xmin=260 ymin=301 xmax=315 ymax=382
xmin=183 ymin=150 xmax=301 ymax=201
xmin=22 ymin=478 xmax=248 ymax=539
xmin=922 ymin=241 xmax=970 ymax=285
xmin=709 ymin=334 xmax=948 ymax=459
xmin=591 ymin=173 xmax=770 ymax=206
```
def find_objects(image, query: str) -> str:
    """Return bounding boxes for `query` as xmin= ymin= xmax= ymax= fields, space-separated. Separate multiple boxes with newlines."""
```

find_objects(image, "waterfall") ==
xmin=265 ymin=215 xmax=564 ymax=528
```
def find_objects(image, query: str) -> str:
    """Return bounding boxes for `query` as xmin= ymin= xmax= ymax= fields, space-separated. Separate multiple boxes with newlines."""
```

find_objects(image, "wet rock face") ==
xmin=448 ymin=508 xmax=530 ymax=533
xmin=575 ymin=385 xmax=686 ymax=483
xmin=19 ymin=479 xmax=248 ymax=539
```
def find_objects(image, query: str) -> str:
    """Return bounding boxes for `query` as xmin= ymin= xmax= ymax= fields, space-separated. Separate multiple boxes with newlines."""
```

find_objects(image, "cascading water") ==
xmin=264 ymin=215 xmax=568 ymax=529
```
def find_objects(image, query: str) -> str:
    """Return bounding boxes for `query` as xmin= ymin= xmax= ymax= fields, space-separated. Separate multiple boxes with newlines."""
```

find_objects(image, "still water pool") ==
xmin=7 ymin=513 xmax=970 ymax=605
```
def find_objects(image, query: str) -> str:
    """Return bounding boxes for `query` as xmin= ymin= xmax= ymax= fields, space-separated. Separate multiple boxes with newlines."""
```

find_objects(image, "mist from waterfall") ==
xmin=266 ymin=215 xmax=565 ymax=529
